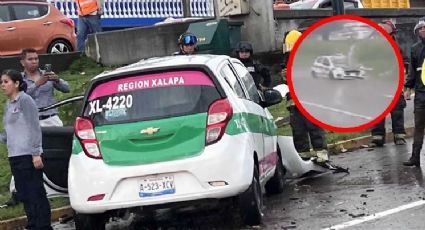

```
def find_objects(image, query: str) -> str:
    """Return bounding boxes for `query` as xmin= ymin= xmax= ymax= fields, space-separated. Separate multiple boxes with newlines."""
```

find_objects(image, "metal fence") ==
xmin=47 ymin=0 xmax=215 ymax=18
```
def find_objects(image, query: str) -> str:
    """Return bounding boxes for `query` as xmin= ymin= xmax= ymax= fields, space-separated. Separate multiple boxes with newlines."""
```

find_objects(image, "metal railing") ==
xmin=47 ymin=0 xmax=215 ymax=18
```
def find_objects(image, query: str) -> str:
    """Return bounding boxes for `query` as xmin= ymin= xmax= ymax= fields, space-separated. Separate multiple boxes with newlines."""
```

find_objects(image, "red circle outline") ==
xmin=287 ymin=15 xmax=404 ymax=133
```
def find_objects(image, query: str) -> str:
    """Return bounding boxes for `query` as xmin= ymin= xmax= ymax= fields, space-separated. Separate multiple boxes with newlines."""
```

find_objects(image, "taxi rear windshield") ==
xmin=84 ymin=70 xmax=221 ymax=125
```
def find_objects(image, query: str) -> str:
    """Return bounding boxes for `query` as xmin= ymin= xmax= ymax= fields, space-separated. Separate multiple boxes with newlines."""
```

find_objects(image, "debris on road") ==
xmin=349 ymin=213 xmax=365 ymax=218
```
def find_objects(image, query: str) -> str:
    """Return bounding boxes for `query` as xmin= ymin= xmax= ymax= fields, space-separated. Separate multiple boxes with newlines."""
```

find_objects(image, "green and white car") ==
xmin=48 ymin=55 xmax=285 ymax=229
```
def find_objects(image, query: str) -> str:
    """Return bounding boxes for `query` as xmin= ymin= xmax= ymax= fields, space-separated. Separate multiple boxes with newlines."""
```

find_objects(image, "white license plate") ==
xmin=139 ymin=175 xmax=175 ymax=198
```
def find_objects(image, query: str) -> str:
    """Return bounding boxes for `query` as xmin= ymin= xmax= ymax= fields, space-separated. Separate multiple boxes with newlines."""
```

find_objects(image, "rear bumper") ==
xmin=69 ymin=134 xmax=255 ymax=214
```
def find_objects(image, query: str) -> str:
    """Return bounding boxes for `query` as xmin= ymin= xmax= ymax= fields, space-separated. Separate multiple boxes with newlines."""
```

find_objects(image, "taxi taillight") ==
xmin=74 ymin=117 xmax=102 ymax=159
xmin=206 ymin=99 xmax=233 ymax=145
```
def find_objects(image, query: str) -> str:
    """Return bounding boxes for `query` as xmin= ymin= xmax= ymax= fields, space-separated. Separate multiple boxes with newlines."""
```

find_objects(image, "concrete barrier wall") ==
xmin=86 ymin=8 xmax=425 ymax=66
xmin=0 ymin=52 xmax=81 ymax=73
xmin=85 ymin=20 xmax=206 ymax=66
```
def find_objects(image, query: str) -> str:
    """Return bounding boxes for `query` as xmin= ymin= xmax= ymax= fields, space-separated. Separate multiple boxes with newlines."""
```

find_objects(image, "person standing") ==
xmin=234 ymin=41 xmax=272 ymax=91
xmin=20 ymin=48 xmax=70 ymax=127
xmin=75 ymin=0 xmax=104 ymax=52
xmin=370 ymin=20 xmax=407 ymax=147
xmin=403 ymin=18 xmax=425 ymax=167
xmin=282 ymin=30 xmax=329 ymax=163
xmin=0 ymin=69 xmax=52 ymax=230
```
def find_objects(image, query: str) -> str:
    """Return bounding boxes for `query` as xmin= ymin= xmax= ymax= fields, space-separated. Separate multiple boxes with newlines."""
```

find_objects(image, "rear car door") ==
xmin=0 ymin=5 xmax=20 ymax=56
xmin=231 ymin=61 xmax=277 ymax=179
xmin=40 ymin=96 xmax=83 ymax=196
xmin=11 ymin=3 xmax=53 ymax=53
xmin=218 ymin=61 xmax=266 ymax=177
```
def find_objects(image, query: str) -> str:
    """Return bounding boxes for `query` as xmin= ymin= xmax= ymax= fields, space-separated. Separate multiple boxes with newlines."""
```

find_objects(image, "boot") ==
xmin=316 ymin=149 xmax=329 ymax=163
xmin=394 ymin=134 xmax=407 ymax=145
xmin=370 ymin=135 xmax=384 ymax=147
xmin=403 ymin=146 xmax=421 ymax=167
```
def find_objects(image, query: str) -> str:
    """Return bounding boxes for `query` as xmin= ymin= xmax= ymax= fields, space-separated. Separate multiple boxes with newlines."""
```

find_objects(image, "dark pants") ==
xmin=289 ymin=107 xmax=327 ymax=152
xmin=9 ymin=155 xmax=52 ymax=230
xmin=412 ymin=107 xmax=425 ymax=150
xmin=371 ymin=94 xmax=406 ymax=139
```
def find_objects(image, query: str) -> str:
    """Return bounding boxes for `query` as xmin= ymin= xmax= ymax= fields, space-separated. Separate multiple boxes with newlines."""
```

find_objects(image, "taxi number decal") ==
xmin=89 ymin=95 xmax=133 ymax=115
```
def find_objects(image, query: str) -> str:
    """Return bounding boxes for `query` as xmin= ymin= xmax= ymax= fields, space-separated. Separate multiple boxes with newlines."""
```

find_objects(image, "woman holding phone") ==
xmin=0 ymin=69 xmax=52 ymax=230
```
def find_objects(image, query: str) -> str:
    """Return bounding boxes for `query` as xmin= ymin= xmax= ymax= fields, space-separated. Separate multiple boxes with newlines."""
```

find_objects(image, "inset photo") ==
xmin=287 ymin=15 xmax=404 ymax=132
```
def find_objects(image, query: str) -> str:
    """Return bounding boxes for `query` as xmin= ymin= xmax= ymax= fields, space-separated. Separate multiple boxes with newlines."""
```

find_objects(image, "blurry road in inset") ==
xmin=291 ymin=19 xmax=400 ymax=128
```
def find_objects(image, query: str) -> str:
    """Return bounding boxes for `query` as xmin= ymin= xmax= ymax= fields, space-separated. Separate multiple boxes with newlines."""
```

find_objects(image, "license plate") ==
xmin=139 ymin=175 xmax=175 ymax=198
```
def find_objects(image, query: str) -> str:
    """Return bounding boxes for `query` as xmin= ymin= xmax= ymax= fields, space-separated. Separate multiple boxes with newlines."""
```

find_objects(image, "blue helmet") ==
xmin=178 ymin=32 xmax=198 ymax=46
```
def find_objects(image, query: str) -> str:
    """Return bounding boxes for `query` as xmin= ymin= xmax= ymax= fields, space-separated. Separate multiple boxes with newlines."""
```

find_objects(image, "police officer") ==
xmin=403 ymin=18 xmax=425 ymax=167
xmin=370 ymin=20 xmax=407 ymax=147
xmin=282 ymin=30 xmax=329 ymax=163
xmin=174 ymin=32 xmax=198 ymax=55
xmin=234 ymin=41 xmax=271 ymax=90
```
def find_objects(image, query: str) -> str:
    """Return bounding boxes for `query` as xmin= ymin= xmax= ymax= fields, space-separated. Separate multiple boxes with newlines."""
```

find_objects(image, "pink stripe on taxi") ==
xmin=89 ymin=71 xmax=215 ymax=100
xmin=259 ymin=152 xmax=279 ymax=177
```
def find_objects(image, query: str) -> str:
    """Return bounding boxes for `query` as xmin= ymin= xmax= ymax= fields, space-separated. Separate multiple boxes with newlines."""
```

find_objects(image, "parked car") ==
xmin=311 ymin=54 xmax=366 ymax=80
xmin=39 ymin=55 xmax=285 ymax=229
xmin=0 ymin=0 xmax=76 ymax=56
xmin=274 ymin=0 xmax=363 ymax=10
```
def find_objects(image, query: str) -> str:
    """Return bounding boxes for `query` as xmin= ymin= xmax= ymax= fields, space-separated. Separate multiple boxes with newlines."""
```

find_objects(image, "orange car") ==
xmin=0 ymin=0 xmax=76 ymax=56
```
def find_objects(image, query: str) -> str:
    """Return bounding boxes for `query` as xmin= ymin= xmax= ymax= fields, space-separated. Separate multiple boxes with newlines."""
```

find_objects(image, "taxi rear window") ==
xmin=84 ymin=70 xmax=221 ymax=125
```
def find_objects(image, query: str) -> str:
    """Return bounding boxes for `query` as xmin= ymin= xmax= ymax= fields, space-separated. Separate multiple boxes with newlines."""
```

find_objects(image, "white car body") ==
xmin=289 ymin=0 xmax=363 ymax=9
xmin=311 ymin=54 xmax=366 ymax=80
xmin=67 ymin=55 xmax=285 ymax=227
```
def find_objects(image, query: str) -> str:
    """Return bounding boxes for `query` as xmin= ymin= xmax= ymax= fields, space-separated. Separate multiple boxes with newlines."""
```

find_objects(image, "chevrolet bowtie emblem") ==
xmin=140 ymin=127 xmax=160 ymax=135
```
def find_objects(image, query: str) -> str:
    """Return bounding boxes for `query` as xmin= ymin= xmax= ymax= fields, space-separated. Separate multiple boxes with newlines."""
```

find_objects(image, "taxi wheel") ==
xmin=74 ymin=213 xmax=106 ymax=230
xmin=237 ymin=164 xmax=263 ymax=226
xmin=265 ymin=149 xmax=286 ymax=195
xmin=311 ymin=71 xmax=318 ymax=78
xmin=329 ymin=71 xmax=336 ymax=80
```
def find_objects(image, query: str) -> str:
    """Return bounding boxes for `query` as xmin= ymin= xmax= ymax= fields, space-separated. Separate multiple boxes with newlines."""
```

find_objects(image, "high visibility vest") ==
xmin=76 ymin=0 xmax=99 ymax=16
xmin=422 ymin=59 xmax=425 ymax=86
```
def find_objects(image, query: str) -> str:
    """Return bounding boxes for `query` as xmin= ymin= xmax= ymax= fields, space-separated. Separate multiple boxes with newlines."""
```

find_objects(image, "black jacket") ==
xmin=240 ymin=59 xmax=272 ymax=88
xmin=405 ymin=38 xmax=425 ymax=108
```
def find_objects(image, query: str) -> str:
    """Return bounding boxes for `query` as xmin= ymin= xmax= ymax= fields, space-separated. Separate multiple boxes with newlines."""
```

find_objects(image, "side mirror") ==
xmin=261 ymin=89 xmax=283 ymax=107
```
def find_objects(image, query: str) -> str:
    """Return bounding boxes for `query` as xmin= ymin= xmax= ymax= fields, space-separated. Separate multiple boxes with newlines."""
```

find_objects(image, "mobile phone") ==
xmin=44 ymin=64 xmax=52 ymax=73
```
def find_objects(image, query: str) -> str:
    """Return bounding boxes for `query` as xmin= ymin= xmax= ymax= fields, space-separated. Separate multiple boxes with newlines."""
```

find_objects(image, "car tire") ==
xmin=47 ymin=39 xmax=73 ymax=54
xmin=329 ymin=71 xmax=336 ymax=80
xmin=265 ymin=148 xmax=286 ymax=195
xmin=74 ymin=213 xmax=106 ymax=230
xmin=311 ymin=71 xmax=318 ymax=78
xmin=237 ymin=164 xmax=263 ymax=226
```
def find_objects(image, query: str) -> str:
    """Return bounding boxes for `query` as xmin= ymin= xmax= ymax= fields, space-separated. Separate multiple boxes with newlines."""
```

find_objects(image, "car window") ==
xmin=318 ymin=0 xmax=331 ymax=8
xmin=84 ymin=70 xmax=221 ymax=126
xmin=232 ymin=62 xmax=261 ymax=104
xmin=220 ymin=63 xmax=246 ymax=99
xmin=12 ymin=4 xmax=48 ymax=20
xmin=0 ymin=6 xmax=10 ymax=22
xmin=323 ymin=58 xmax=330 ymax=66
xmin=344 ymin=1 xmax=356 ymax=8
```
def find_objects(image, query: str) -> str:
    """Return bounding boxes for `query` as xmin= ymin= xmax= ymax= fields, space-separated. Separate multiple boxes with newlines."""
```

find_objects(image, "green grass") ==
xmin=0 ymin=56 xmax=371 ymax=220
xmin=0 ymin=56 xmax=111 ymax=220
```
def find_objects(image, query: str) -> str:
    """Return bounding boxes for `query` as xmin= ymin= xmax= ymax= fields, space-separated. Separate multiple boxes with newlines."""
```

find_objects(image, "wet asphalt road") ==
xmin=291 ymin=70 xmax=399 ymax=128
xmin=54 ymin=137 xmax=425 ymax=230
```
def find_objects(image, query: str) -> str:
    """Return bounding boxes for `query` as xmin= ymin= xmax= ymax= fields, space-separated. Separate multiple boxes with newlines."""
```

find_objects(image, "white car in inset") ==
xmin=311 ymin=54 xmax=366 ymax=80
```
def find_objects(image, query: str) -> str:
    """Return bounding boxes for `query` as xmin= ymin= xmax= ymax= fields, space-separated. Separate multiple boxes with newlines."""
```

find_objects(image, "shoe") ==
xmin=316 ymin=149 xmax=329 ymax=163
xmin=394 ymin=134 xmax=406 ymax=145
xmin=2 ymin=192 xmax=19 ymax=207
xmin=403 ymin=145 xmax=421 ymax=167
xmin=299 ymin=151 xmax=312 ymax=160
